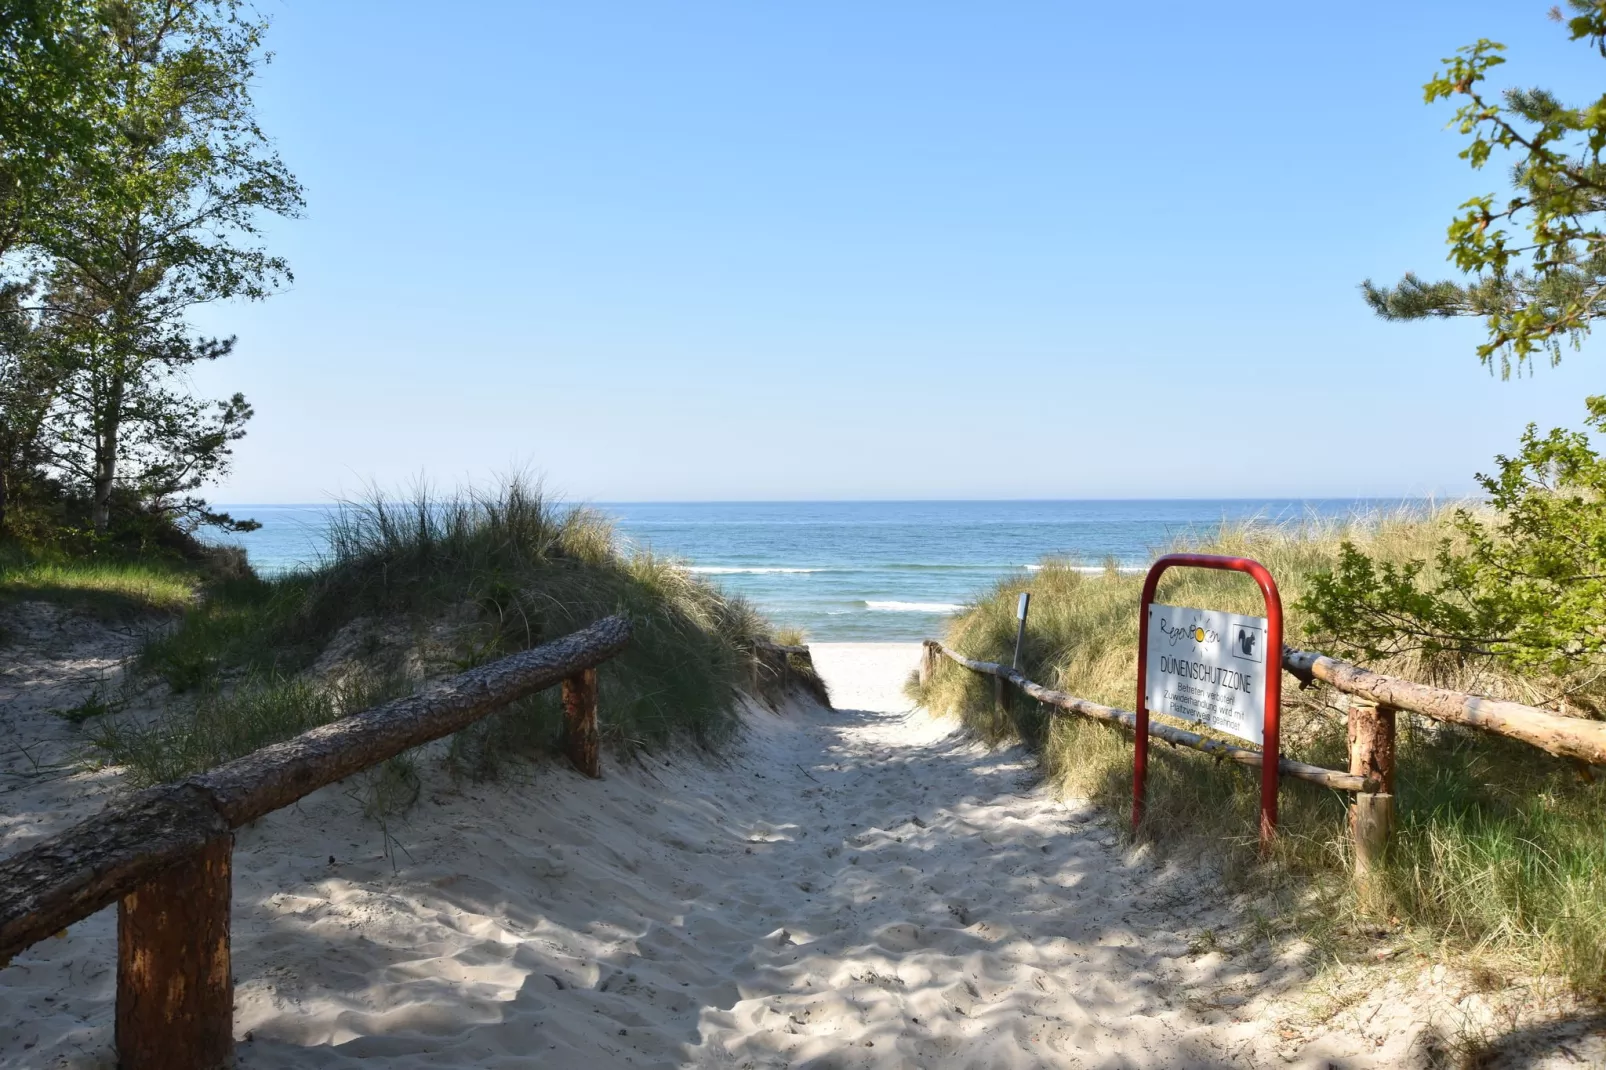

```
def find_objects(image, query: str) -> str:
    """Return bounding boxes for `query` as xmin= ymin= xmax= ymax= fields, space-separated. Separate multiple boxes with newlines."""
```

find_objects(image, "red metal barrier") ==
xmin=1134 ymin=554 xmax=1284 ymax=850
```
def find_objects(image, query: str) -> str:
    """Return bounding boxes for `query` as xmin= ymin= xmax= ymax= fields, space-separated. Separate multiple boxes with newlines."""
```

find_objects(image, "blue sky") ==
xmin=193 ymin=1 xmax=1602 ymax=502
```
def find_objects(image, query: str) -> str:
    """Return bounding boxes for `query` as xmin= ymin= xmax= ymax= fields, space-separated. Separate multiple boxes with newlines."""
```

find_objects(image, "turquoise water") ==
xmin=211 ymin=500 xmax=1412 ymax=641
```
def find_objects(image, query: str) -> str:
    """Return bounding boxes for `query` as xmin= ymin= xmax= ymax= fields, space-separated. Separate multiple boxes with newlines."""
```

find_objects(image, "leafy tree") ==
xmin=1362 ymin=2 xmax=1606 ymax=378
xmin=1305 ymin=4 xmax=1606 ymax=680
xmin=32 ymin=0 xmax=301 ymax=532
xmin=0 ymin=0 xmax=104 ymax=259
xmin=0 ymin=282 xmax=62 ymax=532
xmin=42 ymin=272 xmax=258 ymax=533
xmin=1305 ymin=398 xmax=1606 ymax=676
xmin=0 ymin=1 xmax=105 ymax=535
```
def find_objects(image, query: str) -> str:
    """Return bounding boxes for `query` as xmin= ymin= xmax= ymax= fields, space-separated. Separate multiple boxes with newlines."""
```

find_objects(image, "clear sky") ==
xmin=191 ymin=1 xmax=1603 ymax=503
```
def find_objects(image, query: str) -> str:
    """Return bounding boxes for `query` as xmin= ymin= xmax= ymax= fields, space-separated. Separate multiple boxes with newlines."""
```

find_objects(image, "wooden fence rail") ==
xmin=1282 ymin=647 xmax=1606 ymax=766
xmin=923 ymin=642 xmax=1372 ymax=791
xmin=1281 ymin=645 xmax=1606 ymax=875
xmin=0 ymin=613 xmax=633 ymax=1069
xmin=926 ymin=634 xmax=1606 ymax=878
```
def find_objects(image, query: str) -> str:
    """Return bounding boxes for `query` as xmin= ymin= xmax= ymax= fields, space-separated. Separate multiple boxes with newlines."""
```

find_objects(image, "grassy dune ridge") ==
xmin=0 ymin=553 xmax=201 ymax=617
xmin=72 ymin=481 xmax=817 ymax=789
xmin=913 ymin=509 xmax=1606 ymax=994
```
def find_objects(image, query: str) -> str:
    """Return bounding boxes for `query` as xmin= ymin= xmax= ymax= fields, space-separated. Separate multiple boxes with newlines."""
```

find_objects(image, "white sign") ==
xmin=1144 ymin=603 xmax=1268 ymax=744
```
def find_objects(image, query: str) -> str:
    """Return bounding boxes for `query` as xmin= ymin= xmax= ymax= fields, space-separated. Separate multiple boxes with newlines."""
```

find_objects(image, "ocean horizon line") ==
xmin=212 ymin=494 xmax=1456 ymax=508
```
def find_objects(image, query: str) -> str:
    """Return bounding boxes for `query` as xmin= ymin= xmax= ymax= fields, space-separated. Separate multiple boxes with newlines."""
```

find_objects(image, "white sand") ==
xmin=0 ymin=603 xmax=143 ymax=852
xmin=4 ymin=631 xmax=1602 ymax=1068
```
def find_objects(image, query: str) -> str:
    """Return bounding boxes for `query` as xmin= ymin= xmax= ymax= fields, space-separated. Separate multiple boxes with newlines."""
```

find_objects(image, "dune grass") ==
xmin=0 ymin=551 xmax=200 ymax=618
xmin=91 ymin=673 xmax=404 ymax=784
xmin=772 ymin=625 xmax=808 ymax=647
xmin=913 ymin=508 xmax=1606 ymax=995
xmin=103 ymin=479 xmax=817 ymax=787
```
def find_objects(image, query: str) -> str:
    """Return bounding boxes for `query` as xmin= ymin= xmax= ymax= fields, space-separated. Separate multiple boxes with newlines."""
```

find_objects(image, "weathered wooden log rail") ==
xmin=1282 ymin=645 xmax=1606 ymax=876
xmin=1282 ymin=647 xmax=1606 ymax=767
xmin=924 ymin=634 xmax=1606 ymax=878
xmin=922 ymin=642 xmax=1373 ymax=791
xmin=0 ymin=613 xmax=633 ymax=1070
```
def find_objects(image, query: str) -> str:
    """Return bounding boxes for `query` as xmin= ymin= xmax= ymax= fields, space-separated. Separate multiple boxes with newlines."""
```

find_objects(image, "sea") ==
xmin=209 ymin=499 xmax=1414 ymax=642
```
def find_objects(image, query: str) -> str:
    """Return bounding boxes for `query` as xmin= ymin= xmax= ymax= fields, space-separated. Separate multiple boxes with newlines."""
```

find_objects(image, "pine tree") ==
xmin=1363 ymin=2 xmax=1606 ymax=377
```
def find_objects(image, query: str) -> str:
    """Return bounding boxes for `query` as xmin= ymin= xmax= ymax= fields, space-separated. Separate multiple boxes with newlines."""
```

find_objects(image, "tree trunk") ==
xmin=0 ymin=464 xmax=9 ymax=536
xmin=91 ymin=375 xmax=122 ymax=532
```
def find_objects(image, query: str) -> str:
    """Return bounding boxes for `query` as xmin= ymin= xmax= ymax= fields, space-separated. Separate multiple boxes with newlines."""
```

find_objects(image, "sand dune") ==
xmin=3 ymin=633 xmax=1602 ymax=1067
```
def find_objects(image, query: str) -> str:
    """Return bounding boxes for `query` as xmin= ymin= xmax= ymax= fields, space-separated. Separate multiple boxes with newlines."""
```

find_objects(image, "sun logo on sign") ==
xmin=1192 ymin=625 xmax=1207 ymax=642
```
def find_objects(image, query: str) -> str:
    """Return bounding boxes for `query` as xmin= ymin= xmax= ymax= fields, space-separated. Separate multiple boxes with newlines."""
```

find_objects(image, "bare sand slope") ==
xmin=4 ymin=635 xmax=1600 ymax=1067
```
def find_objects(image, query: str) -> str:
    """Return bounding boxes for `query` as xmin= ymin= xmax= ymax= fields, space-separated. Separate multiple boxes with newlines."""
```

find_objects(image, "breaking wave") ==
xmin=864 ymin=600 xmax=966 ymax=613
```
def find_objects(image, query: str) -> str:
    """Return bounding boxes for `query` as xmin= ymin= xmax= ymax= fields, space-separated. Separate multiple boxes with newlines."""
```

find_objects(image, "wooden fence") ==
xmin=12 ymin=606 xmax=1601 ymax=1065
xmin=753 ymin=638 xmax=830 ymax=706
xmin=0 ymin=614 xmax=633 ymax=1070
xmin=922 ymin=639 xmax=1606 ymax=875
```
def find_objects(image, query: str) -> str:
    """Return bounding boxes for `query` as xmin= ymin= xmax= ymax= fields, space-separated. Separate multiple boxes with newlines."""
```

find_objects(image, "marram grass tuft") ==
xmin=109 ymin=478 xmax=819 ymax=788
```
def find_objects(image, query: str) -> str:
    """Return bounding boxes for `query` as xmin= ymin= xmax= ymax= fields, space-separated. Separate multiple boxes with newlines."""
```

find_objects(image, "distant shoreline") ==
xmin=210 ymin=495 xmax=1458 ymax=507
xmin=205 ymin=499 xmax=1448 ymax=642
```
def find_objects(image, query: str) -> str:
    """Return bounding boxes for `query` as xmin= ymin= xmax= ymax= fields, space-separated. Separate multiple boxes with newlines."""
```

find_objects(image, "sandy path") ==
xmin=6 ymin=637 xmax=1597 ymax=1067
xmin=0 ymin=603 xmax=143 ymax=855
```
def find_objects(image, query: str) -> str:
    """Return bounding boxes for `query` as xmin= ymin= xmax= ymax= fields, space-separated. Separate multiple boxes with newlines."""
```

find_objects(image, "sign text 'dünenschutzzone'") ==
xmin=1145 ymin=603 xmax=1269 ymax=745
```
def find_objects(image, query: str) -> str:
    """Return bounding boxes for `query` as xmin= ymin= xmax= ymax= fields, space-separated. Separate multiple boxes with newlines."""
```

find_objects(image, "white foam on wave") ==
xmin=684 ymin=566 xmax=823 ymax=574
xmin=864 ymin=600 xmax=966 ymax=613
xmin=1024 ymin=563 xmax=1146 ymax=574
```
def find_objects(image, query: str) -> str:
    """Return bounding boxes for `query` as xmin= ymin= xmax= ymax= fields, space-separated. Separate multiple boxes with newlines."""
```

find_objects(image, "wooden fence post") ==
xmin=563 ymin=667 xmax=601 ymax=778
xmin=993 ymin=675 xmax=1009 ymax=737
xmin=116 ymin=834 xmax=234 ymax=1070
xmin=919 ymin=641 xmax=939 ymax=686
xmin=1348 ymin=701 xmax=1397 ymax=879
xmin=756 ymin=646 xmax=778 ymax=698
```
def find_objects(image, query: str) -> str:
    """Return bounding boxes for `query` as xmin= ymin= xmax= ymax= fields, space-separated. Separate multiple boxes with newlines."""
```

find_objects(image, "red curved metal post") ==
xmin=1134 ymin=553 xmax=1284 ymax=850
